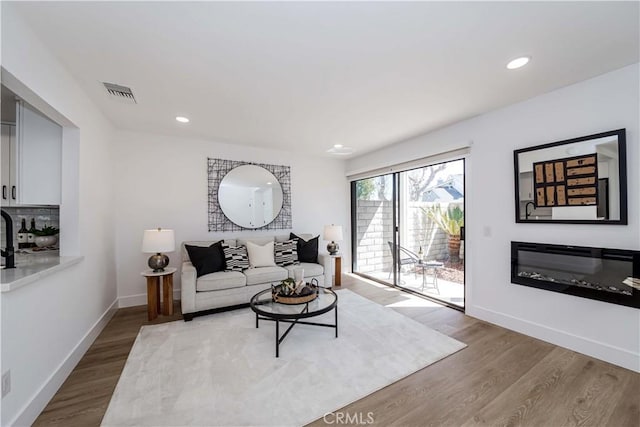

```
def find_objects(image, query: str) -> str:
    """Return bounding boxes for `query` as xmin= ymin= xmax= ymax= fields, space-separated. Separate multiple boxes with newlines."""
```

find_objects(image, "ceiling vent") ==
xmin=102 ymin=82 xmax=137 ymax=104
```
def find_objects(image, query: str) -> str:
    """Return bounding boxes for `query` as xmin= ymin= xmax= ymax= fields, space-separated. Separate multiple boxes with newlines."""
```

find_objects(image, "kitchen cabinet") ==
xmin=518 ymin=171 xmax=534 ymax=201
xmin=16 ymin=101 xmax=62 ymax=205
xmin=1 ymin=101 xmax=62 ymax=206
xmin=1 ymin=124 xmax=17 ymax=206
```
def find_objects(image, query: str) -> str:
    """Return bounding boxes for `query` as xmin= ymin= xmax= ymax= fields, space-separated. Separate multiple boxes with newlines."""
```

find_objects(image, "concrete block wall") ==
xmin=355 ymin=200 xmax=393 ymax=274
xmin=355 ymin=200 xmax=465 ymax=275
xmin=406 ymin=202 xmax=449 ymax=260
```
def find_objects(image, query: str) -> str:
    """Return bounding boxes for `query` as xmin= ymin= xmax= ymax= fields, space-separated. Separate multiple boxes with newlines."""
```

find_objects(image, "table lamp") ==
xmin=323 ymin=224 xmax=343 ymax=255
xmin=142 ymin=228 xmax=175 ymax=272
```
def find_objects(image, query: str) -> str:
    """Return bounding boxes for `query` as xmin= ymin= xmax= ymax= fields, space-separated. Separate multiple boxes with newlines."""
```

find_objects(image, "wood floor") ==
xmin=35 ymin=275 xmax=639 ymax=426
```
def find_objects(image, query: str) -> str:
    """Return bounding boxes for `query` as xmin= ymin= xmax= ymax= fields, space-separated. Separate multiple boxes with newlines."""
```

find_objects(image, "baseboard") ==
xmin=118 ymin=289 xmax=181 ymax=308
xmin=467 ymin=304 xmax=640 ymax=373
xmin=10 ymin=298 xmax=119 ymax=427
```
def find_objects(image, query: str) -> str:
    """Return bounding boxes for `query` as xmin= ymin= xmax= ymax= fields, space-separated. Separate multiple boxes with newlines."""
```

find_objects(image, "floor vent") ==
xmin=103 ymin=82 xmax=137 ymax=104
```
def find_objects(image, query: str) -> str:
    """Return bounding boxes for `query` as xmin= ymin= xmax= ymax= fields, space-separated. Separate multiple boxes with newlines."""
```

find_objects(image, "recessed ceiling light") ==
xmin=506 ymin=56 xmax=530 ymax=70
xmin=176 ymin=116 xmax=190 ymax=123
xmin=266 ymin=181 xmax=272 ymax=185
xmin=327 ymin=145 xmax=354 ymax=155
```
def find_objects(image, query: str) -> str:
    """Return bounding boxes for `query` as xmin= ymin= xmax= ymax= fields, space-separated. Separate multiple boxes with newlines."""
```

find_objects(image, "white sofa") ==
xmin=181 ymin=234 xmax=332 ymax=320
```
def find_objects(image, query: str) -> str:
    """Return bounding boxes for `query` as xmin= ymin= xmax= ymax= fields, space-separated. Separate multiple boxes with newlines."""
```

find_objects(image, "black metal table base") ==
xmin=256 ymin=305 xmax=338 ymax=357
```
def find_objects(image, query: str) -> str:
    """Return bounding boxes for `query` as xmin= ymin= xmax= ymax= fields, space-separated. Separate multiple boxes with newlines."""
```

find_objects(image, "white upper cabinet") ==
xmin=16 ymin=101 xmax=62 ymax=205
xmin=1 ymin=124 xmax=17 ymax=205
xmin=518 ymin=171 xmax=534 ymax=201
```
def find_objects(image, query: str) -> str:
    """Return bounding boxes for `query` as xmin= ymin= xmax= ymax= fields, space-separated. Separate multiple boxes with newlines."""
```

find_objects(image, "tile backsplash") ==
xmin=0 ymin=206 xmax=60 ymax=248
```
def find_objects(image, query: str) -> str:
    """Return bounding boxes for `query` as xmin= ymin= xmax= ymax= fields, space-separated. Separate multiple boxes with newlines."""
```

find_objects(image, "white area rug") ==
xmin=102 ymin=290 xmax=466 ymax=426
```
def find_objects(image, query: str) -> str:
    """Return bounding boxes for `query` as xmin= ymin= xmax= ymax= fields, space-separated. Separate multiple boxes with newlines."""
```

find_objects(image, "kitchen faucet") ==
xmin=1 ymin=209 xmax=16 ymax=269
xmin=525 ymin=201 xmax=535 ymax=220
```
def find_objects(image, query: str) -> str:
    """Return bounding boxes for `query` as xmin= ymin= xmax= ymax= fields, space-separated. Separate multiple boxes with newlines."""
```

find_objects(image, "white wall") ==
xmin=1 ymin=4 xmax=117 ymax=425
xmin=113 ymin=130 xmax=349 ymax=307
xmin=347 ymin=63 xmax=640 ymax=371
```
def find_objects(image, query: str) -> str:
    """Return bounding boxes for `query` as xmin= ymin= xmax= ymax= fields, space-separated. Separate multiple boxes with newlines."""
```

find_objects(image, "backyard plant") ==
xmin=423 ymin=205 xmax=464 ymax=260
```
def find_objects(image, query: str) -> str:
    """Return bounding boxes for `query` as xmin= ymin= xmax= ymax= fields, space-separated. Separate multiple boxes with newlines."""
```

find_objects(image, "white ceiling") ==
xmin=9 ymin=2 xmax=640 ymax=158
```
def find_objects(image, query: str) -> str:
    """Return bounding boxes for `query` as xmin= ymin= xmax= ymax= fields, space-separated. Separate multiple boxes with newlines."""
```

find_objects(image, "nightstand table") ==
xmin=141 ymin=267 xmax=177 ymax=320
xmin=330 ymin=254 xmax=342 ymax=287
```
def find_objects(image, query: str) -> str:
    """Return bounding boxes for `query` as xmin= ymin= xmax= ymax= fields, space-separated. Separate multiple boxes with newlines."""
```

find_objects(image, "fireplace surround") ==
xmin=511 ymin=241 xmax=639 ymax=309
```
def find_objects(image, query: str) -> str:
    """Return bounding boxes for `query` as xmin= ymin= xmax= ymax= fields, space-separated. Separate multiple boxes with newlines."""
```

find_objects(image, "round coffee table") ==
xmin=250 ymin=287 xmax=338 ymax=357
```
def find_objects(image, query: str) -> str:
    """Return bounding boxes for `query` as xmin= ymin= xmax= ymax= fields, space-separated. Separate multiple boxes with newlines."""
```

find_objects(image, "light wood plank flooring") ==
xmin=35 ymin=275 xmax=639 ymax=426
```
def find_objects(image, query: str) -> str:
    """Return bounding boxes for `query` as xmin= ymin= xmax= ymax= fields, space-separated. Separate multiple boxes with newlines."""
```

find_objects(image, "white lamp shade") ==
xmin=142 ymin=229 xmax=175 ymax=253
xmin=323 ymin=224 xmax=343 ymax=242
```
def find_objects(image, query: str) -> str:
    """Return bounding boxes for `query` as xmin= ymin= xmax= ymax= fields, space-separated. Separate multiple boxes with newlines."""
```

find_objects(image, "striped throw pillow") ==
xmin=274 ymin=239 xmax=299 ymax=266
xmin=222 ymin=244 xmax=250 ymax=272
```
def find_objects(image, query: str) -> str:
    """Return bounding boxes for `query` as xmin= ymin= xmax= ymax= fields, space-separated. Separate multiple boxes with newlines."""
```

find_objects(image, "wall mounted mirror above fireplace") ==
xmin=514 ymin=129 xmax=627 ymax=224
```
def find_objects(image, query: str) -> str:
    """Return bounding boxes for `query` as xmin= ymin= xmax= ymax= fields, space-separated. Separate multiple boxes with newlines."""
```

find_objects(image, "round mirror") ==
xmin=218 ymin=165 xmax=284 ymax=228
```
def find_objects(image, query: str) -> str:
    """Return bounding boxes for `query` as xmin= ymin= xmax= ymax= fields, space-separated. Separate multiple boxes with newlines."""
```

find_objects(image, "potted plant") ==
xmin=279 ymin=278 xmax=296 ymax=296
xmin=33 ymin=226 xmax=59 ymax=248
xmin=423 ymin=205 xmax=464 ymax=260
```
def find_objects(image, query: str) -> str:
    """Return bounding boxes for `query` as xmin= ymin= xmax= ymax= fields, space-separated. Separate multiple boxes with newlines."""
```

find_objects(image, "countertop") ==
xmin=1 ymin=251 xmax=84 ymax=292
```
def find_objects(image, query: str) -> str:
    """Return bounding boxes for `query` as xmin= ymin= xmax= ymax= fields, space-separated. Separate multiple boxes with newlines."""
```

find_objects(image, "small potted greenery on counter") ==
xmin=33 ymin=226 xmax=59 ymax=248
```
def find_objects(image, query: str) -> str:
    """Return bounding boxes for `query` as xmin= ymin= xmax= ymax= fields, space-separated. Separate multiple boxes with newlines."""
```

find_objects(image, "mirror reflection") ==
xmin=218 ymin=165 xmax=283 ymax=228
xmin=515 ymin=129 xmax=626 ymax=224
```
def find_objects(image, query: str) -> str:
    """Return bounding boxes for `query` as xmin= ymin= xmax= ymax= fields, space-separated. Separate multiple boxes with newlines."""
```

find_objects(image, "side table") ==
xmin=141 ymin=267 xmax=177 ymax=321
xmin=330 ymin=254 xmax=342 ymax=287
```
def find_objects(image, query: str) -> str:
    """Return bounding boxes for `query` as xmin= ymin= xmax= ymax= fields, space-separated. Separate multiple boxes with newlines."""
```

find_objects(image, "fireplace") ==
xmin=511 ymin=242 xmax=639 ymax=308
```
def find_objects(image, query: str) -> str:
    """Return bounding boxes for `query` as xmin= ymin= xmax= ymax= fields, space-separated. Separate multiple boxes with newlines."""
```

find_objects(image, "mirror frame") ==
xmin=514 ymin=129 xmax=627 ymax=225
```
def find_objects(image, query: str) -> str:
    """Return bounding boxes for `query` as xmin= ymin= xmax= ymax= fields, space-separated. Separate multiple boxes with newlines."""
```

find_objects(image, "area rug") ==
xmin=102 ymin=290 xmax=466 ymax=426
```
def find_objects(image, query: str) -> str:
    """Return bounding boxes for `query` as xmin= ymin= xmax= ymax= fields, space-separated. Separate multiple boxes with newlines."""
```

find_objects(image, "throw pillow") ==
xmin=246 ymin=241 xmax=276 ymax=268
xmin=290 ymin=233 xmax=319 ymax=263
xmin=274 ymin=239 xmax=299 ymax=266
xmin=222 ymin=244 xmax=250 ymax=271
xmin=185 ymin=242 xmax=226 ymax=277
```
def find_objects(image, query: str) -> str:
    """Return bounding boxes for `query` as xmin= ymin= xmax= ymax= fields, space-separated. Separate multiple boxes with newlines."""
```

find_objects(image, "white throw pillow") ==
xmin=246 ymin=241 xmax=276 ymax=268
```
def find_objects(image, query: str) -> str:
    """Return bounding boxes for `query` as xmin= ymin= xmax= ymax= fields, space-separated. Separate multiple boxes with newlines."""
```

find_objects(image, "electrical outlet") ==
xmin=2 ymin=370 xmax=10 ymax=398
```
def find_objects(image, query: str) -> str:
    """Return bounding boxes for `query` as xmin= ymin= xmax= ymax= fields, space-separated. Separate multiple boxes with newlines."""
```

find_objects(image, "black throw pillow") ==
xmin=290 ymin=233 xmax=319 ymax=263
xmin=185 ymin=241 xmax=226 ymax=277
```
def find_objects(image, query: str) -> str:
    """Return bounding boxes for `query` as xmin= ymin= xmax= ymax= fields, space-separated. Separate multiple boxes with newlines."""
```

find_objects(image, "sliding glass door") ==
xmin=352 ymin=174 xmax=395 ymax=283
xmin=351 ymin=159 xmax=465 ymax=310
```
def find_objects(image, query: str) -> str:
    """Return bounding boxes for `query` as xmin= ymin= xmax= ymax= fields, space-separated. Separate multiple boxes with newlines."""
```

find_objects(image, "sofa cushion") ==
xmin=222 ymin=244 xmax=250 ymax=271
xmin=243 ymin=266 xmax=288 ymax=285
xmin=196 ymin=271 xmax=247 ymax=292
xmin=285 ymin=262 xmax=324 ymax=279
xmin=290 ymin=233 xmax=319 ymax=263
xmin=274 ymin=239 xmax=299 ymax=266
xmin=246 ymin=241 xmax=276 ymax=268
xmin=185 ymin=242 xmax=226 ymax=277
xmin=236 ymin=236 xmax=275 ymax=247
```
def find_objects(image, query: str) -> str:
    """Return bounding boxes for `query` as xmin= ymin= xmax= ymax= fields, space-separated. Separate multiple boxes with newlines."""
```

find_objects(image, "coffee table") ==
xmin=250 ymin=287 xmax=338 ymax=357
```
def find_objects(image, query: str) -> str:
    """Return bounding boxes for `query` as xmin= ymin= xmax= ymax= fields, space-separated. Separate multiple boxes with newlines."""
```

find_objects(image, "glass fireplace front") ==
xmin=511 ymin=242 xmax=639 ymax=309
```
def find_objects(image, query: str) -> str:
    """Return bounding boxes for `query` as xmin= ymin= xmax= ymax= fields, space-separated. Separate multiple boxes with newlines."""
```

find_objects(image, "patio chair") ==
xmin=387 ymin=241 xmax=420 ymax=280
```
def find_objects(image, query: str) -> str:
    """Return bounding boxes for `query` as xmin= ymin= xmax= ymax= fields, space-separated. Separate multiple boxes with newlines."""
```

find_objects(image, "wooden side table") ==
xmin=331 ymin=254 xmax=342 ymax=287
xmin=141 ymin=267 xmax=177 ymax=321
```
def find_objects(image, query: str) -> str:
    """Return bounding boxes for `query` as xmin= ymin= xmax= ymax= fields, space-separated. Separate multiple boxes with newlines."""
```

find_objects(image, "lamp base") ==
xmin=327 ymin=241 xmax=339 ymax=255
xmin=148 ymin=253 xmax=169 ymax=272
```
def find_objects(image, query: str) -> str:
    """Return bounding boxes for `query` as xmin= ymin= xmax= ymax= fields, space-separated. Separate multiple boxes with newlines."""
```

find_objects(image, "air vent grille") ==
xmin=103 ymin=82 xmax=137 ymax=104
